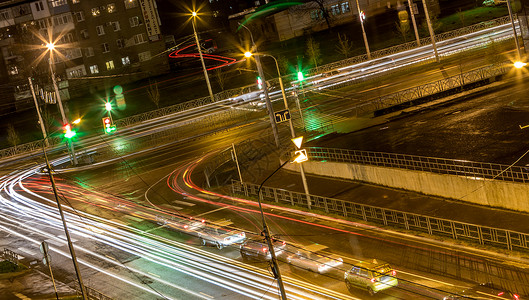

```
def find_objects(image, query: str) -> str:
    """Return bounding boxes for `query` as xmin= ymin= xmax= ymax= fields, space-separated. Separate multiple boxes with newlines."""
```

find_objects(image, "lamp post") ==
xmin=245 ymin=51 xmax=312 ymax=207
xmin=506 ymin=0 xmax=523 ymax=61
xmin=46 ymin=43 xmax=77 ymax=165
xmin=408 ymin=0 xmax=421 ymax=46
xmin=191 ymin=11 xmax=215 ymax=102
xmin=355 ymin=0 xmax=371 ymax=59
xmin=421 ymin=0 xmax=440 ymax=62
xmin=239 ymin=23 xmax=280 ymax=148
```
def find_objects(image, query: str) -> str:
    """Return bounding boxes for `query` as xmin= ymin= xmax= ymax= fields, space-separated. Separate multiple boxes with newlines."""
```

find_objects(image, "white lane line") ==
xmin=399 ymin=270 xmax=456 ymax=286
xmin=17 ymin=247 xmax=36 ymax=256
xmin=57 ymin=235 xmax=76 ymax=243
xmin=196 ymin=206 xmax=227 ymax=217
xmin=199 ymin=292 xmax=214 ymax=299
xmin=173 ymin=200 xmax=195 ymax=206
xmin=45 ymin=239 xmax=65 ymax=247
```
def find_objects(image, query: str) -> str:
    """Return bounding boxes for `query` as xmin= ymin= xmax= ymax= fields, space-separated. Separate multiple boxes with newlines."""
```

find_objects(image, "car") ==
xmin=197 ymin=219 xmax=246 ymax=249
xmin=154 ymin=215 xmax=206 ymax=234
xmin=286 ymin=243 xmax=343 ymax=274
xmin=443 ymin=283 xmax=520 ymax=300
xmin=344 ymin=259 xmax=398 ymax=296
xmin=239 ymin=238 xmax=286 ymax=262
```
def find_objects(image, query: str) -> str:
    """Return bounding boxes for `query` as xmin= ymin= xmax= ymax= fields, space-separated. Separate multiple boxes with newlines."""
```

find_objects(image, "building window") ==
xmin=80 ymin=29 xmax=89 ymax=39
xmin=59 ymin=33 xmax=74 ymax=44
xmin=35 ymin=1 xmax=45 ymax=12
xmin=116 ymin=39 xmax=123 ymax=48
xmin=84 ymin=47 xmax=94 ymax=57
xmin=122 ymin=56 xmax=130 ymax=66
xmin=96 ymin=25 xmax=105 ymax=36
xmin=106 ymin=60 xmax=115 ymax=70
xmin=38 ymin=18 xmax=52 ymax=29
xmin=129 ymin=16 xmax=139 ymax=27
xmin=331 ymin=4 xmax=340 ymax=15
xmin=50 ymin=0 xmax=67 ymax=7
xmin=107 ymin=3 xmax=116 ymax=13
xmin=111 ymin=21 xmax=120 ymax=31
xmin=72 ymin=0 xmax=80 ymax=3
xmin=310 ymin=10 xmax=322 ymax=20
xmin=341 ymin=2 xmax=350 ymax=13
xmin=91 ymin=7 xmax=100 ymax=17
xmin=102 ymin=43 xmax=110 ymax=53
xmin=124 ymin=0 xmax=138 ymax=9
xmin=89 ymin=64 xmax=99 ymax=74
xmin=133 ymin=33 xmax=146 ymax=45
xmin=74 ymin=11 xmax=84 ymax=22
xmin=0 ymin=10 xmax=10 ymax=21
xmin=138 ymin=51 xmax=151 ymax=62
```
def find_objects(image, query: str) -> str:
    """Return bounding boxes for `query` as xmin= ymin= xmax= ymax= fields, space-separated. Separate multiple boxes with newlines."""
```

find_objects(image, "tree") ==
xmin=456 ymin=8 xmax=465 ymax=27
xmin=214 ymin=68 xmax=228 ymax=91
xmin=7 ymin=124 xmax=20 ymax=147
xmin=305 ymin=37 xmax=322 ymax=68
xmin=396 ymin=21 xmax=410 ymax=43
xmin=335 ymin=33 xmax=353 ymax=59
xmin=147 ymin=80 xmax=160 ymax=108
xmin=289 ymin=0 xmax=333 ymax=30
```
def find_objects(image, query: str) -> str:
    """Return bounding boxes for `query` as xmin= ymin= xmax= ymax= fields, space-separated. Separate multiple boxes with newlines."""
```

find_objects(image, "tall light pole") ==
xmin=421 ymin=0 xmax=440 ymax=62
xmin=506 ymin=0 xmax=523 ymax=61
xmin=191 ymin=11 xmax=215 ymax=102
xmin=245 ymin=51 xmax=312 ymax=207
xmin=355 ymin=0 xmax=371 ymax=59
xmin=29 ymin=77 xmax=49 ymax=147
xmin=46 ymin=43 xmax=77 ymax=165
xmin=408 ymin=0 xmax=421 ymax=46
xmin=239 ymin=23 xmax=280 ymax=148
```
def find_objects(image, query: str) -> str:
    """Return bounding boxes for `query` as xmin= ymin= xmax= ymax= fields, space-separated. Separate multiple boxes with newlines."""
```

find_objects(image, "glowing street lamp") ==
xmin=514 ymin=61 xmax=527 ymax=69
xmin=191 ymin=11 xmax=214 ymax=102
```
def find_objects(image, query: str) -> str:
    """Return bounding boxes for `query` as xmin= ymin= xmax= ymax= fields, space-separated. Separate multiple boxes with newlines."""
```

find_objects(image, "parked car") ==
xmin=240 ymin=238 xmax=286 ymax=262
xmin=286 ymin=244 xmax=343 ymax=274
xmin=443 ymin=283 xmax=520 ymax=300
xmin=197 ymin=219 xmax=246 ymax=249
xmin=344 ymin=259 xmax=398 ymax=296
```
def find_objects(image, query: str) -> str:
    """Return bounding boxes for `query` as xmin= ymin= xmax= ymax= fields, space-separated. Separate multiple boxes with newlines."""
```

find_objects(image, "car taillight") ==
xmin=370 ymin=278 xmax=376 ymax=283
xmin=391 ymin=270 xmax=397 ymax=276
xmin=282 ymin=241 xmax=286 ymax=245
xmin=514 ymin=294 xmax=519 ymax=300
xmin=262 ymin=247 xmax=268 ymax=253
xmin=184 ymin=225 xmax=189 ymax=229
xmin=201 ymin=219 xmax=205 ymax=223
xmin=498 ymin=292 xmax=504 ymax=296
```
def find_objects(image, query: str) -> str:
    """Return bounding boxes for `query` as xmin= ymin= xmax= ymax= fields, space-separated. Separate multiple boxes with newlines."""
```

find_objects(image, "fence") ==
xmin=2 ymin=248 xmax=18 ymax=265
xmin=231 ymin=180 xmax=529 ymax=251
xmin=305 ymin=147 xmax=529 ymax=183
xmin=76 ymin=285 xmax=113 ymax=300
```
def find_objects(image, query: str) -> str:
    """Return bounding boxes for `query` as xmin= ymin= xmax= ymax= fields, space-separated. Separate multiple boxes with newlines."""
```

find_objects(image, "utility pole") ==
xmin=29 ymin=77 xmax=49 ymax=147
xmin=355 ymin=0 xmax=371 ymax=59
xmin=422 ymin=0 xmax=440 ymax=62
xmin=192 ymin=12 xmax=215 ymax=102
xmin=408 ymin=0 xmax=421 ymax=46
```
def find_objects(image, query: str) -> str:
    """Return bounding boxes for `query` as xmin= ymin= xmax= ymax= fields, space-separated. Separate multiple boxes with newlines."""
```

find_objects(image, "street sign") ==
xmin=293 ymin=149 xmax=308 ymax=163
xmin=274 ymin=109 xmax=291 ymax=123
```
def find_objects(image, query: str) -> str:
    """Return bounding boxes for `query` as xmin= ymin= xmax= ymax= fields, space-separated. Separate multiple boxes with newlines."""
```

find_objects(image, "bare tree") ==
xmin=456 ymin=8 xmax=465 ymax=27
xmin=214 ymin=68 xmax=229 ymax=91
xmin=396 ymin=21 xmax=410 ymax=43
xmin=7 ymin=124 xmax=20 ymax=147
xmin=147 ymin=80 xmax=160 ymax=108
xmin=335 ymin=33 xmax=353 ymax=59
xmin=289 ymin=0 xmax=333 ymax=30
xmin=305 ymin=37 xmax=322 ymax=68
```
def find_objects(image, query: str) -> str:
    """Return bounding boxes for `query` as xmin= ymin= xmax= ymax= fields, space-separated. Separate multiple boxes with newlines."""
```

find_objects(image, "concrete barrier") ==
xmin=285 ymin=161 xmax=529 ymax=212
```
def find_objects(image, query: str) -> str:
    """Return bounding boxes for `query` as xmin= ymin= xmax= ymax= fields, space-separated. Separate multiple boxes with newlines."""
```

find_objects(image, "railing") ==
xmin=232 ymin=180 xmax=529 ymax=251
xmin=0 ymin=137 xmax=61 ymax=161
xmin=306 ymin=147 xmax=529 ymax=183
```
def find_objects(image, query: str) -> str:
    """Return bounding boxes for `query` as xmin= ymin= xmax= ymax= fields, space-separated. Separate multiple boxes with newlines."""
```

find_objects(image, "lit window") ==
xmin=341 ymin=2 xmax=350 ymax=13
xmin=106 ymin=60 xmax=115 ymax=70
xmin=310 ymin=10 xmax=319 ymax=20
xmin=122 ymin=56 xmax=130 ymax=66
xmin=96 ymin=25 xmax=105 ymax=36
xmin=72 ymin=0 xmax=80 ymax=3
xmin=129 ymin=16 xmax=139 ymax=27
xmin=138 ymin=51 xmax=151 ymax=62
xmin=102 ymin=43 xmax=110 ymax=53
xmin=133 ymin=33 xmax=146 ymax=45
xmin=112 ymin=21 xmax=120 ymax=31
xmin=91 ymin=7 xmax=100 ymax=17
xmin=107 ymin=3 xmax=116 ymax=13
xmin=50 ymin=0 xmax=67 ymax=7
xmin=331 ymin=4 xmax=340 ymax=15
xmin=124 ymin=0 xmax=138 ymax=9
xmin=90 ymin=65 xmax=99 ymax=74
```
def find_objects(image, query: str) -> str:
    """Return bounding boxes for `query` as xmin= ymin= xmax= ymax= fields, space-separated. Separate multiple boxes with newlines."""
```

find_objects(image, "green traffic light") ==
xmin=65 ymin=130 xmax=76 ymax=139
xmin=297 ymin=71 xmax=304 ymax=81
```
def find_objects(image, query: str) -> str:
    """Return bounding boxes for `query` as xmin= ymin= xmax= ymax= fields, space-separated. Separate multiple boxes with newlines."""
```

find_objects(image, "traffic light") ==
xmin=63 ymin=124 xmax=76 ymax=139
xmin=105 ymin=102 xmax=112 ymax=111
xmin=102 ymin=117 xmax=116 ymax=134
xmin=297 ymin=71 xmax=304 ymax=81
xmin=257 ymin=76 xmax=263 ymax=89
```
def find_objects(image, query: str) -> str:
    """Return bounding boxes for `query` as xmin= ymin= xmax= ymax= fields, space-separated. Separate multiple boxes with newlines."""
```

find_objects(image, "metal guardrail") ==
xmin=0 ymin=137 xmax=61 ymax=161
xmin=306 ymin=147 xmax=529 ymax=183
xmin=231 ymin=180 xmax=529 ymax=251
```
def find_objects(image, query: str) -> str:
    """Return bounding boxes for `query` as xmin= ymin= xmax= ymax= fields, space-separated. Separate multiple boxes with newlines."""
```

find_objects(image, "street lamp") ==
xmin=506 ymin=0 xmax=524 ymax=63
xmin=245 ymin=51 xmax=312 ymax=210
xmin=191 ymin=11 xmax=215 ymax=102
xmin=355 ymin=0 xmax=371 ymax=59
xmin=46 ymin=42 xmax=78 ymax=165
xmin=238 ymin=23 xmax=280 ymax=148
xmin=421 ymin=0 xmax=440 ymax=62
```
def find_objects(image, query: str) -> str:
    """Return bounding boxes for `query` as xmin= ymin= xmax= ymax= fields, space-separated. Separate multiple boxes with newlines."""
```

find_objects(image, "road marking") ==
xmin=124 ymin=215 xmax=143 ymax=223
xmin=105 ymin=255 xmax=115 ymax=260
xmin=57 ymin=235 xmax=77 ymax=243
xmin=399 ymin=270 xmax=455 ymax=286
xmin=199 ymin=292 xmax=214 ymax=299
xmin=173 ymin=199 xmax=195 ymax=206
xmin=162 ymin=204 xmax=183 ymax=210
xmin=196 ymin=206 xmax=227 ymax=217
xmin=148 ymin=272 xmax=160 ymax=278
xmin=13 ymin=293 xmax=31 ymax=300
xmin=17 ymin=247 xmax=36 ymax=256
xmin=45 ymin=239 xmax=65 ymax=247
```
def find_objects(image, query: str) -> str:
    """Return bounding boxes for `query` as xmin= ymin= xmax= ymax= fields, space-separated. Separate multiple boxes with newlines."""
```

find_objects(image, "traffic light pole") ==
xmin=49 ymin=58 xmax=77 ymax=165
xmin=239 ymin=23 xmax=280 ymax=148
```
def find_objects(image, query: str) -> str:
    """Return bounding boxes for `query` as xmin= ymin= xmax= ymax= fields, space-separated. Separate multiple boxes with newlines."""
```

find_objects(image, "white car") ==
xmin=287 ymin=244 xmax=343 ymax=274
xmin=197 ymin=220 xmax=246 ymax=249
